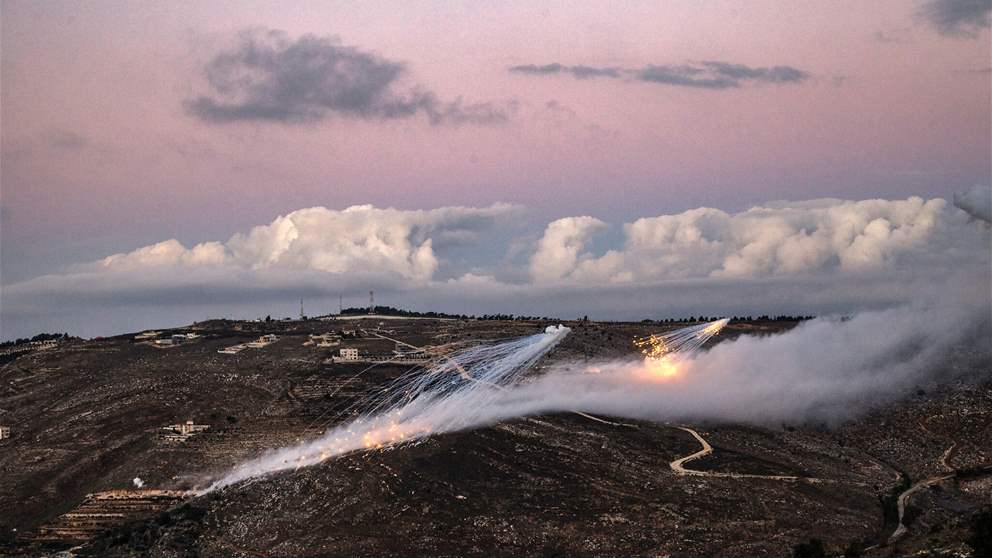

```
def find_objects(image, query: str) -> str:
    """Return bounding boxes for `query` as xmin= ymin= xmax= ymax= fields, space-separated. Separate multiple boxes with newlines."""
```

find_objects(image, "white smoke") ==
xmin=206 ymin=325 xmax=571 ymax=491
xmin=205 ymin=274 xmax=989 ymax=490
xmin=495 ymin=299 xmax=988 ymax=427
xmin=132 ymin=477 xmax=145 ymax=489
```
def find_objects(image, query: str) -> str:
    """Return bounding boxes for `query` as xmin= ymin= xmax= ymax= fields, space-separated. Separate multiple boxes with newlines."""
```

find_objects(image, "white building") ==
xmin=0 ymin=426 xmax=10 ymax=440
xmin=218 ymin=344 xmax=246 ymax=354
xmin=339 ymin=348 xmax=359 ymax=361
xmin=171 ymin=333 xmax=201 ymax=344
xmin=309 ymin=333 xmax=341 ymax=347
xmin=162 ymin=420 xmax=209 ymax=442
xmin=246 ymin=334 xmax=278 ymax=348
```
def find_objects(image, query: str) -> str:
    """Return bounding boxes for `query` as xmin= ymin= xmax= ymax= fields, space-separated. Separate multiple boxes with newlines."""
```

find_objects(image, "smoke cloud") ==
xmin=498 ymin=287 xmax=989 ymax=427
xmin=205 ymin=275 xmax=989 ymax=490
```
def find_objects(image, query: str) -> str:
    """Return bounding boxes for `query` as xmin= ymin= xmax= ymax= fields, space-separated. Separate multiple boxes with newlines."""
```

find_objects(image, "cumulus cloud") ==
xmin=187 ymin=28 xmax=511 ymax=125
xmin=953 ymin=184 xmax=992 ymax=223
xmin=529 ymin=216 xmax=607 ymax=282
xmin=509 ymin=60 xmax=809 ymax=89
xmin=918 ymin=0 xmax=991 ymax=36
xmin=84 ymin=204 xmax=518 ymax=283
xmin=529 ymin=196 xmax=987 ymax=283
xmin=2 ymin=192 xmax=989 ymax=340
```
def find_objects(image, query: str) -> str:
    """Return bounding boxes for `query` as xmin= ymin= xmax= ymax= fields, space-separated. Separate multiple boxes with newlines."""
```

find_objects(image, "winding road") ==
xmin=669 ymin=426 xmax=801 ymax=481
xmin=887 ymin=415 xmax=960 ymax=544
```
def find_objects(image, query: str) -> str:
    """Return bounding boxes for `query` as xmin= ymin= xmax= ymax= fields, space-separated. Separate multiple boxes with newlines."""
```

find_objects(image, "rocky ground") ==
xmin=0 ymin=317 xmax=988 ymax=557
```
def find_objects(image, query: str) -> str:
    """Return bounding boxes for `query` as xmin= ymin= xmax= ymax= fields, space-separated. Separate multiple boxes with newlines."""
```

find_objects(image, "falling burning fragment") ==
xmin=634 ymin=319 xmax=729 ymax=360
xmin=204 ymin=325 xmax=571 ymax=491
xmin=203 ymin=320 xmax=732 ymax=492
xmin=202 ymin=304 xmax=987 ymax=494
xmin=634 ymin=319 xmax=728 ymax=379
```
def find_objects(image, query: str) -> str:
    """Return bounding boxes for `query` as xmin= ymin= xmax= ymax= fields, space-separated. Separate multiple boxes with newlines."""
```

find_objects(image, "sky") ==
xmin=2 ymin=0 xmax=990 ymax=340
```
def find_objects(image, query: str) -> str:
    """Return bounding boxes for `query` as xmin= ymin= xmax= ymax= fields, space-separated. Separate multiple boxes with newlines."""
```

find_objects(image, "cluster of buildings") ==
xmin=135 ymin=331 xmax=202 ymax=347
xmin=161 ymin=420 xmax=209 ymax=442
xmin=0 ymin=339 xmax=59 ymax=357
xmin=330 ymin=341 xmax=433 ymax=364
xmin=304 ymin=332 xmax=341 ymax=347
xmin=218 ymin=334 xmax=279 ymax=354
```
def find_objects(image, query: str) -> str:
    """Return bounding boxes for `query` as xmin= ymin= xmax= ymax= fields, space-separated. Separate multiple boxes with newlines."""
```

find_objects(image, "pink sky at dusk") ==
xmin=1 ymin=1 xmax=990 ymax=339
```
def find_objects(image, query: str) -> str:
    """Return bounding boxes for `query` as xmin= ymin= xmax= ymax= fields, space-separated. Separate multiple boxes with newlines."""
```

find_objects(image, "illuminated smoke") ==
xmin=205 ymin=281 xmax=987 ymax=491
xmin=634 ymin=318 xmax=729 ymax=360
xmin=133 ymin=477 xmax=145 ymax=489
xmin=205 ymin=325 xmax=570 ymax=491
xmin=485 ymin=285 xmax=989 ymax=427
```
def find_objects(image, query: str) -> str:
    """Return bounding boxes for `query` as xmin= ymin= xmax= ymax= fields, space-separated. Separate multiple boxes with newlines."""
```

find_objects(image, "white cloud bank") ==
xmin=2 ymin=189 xmax=989 ymax=339
xmin=529 ymin=196 xmax=985 ymax=283
xmin=84 ymin=204 xmax=519 ymax=283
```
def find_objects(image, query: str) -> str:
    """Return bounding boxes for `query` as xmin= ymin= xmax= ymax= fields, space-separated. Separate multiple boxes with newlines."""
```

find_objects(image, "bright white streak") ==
xmin=205 ymin=282 xmax=988 ymax=492
xmin=475 ymin=293 xmax=990 ymax=428
xmin=205 ymin=325 xmax=570 ymax=491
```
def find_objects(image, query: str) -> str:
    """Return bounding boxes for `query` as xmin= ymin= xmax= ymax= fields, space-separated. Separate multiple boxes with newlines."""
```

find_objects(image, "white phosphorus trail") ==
xmin=205 ymin=324 xmax=574 ymax=491
xmin=203 ymin=291 xmax=989 ymax=492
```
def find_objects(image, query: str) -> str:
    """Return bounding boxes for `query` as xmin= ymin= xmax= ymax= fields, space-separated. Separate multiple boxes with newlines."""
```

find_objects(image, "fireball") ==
xmin=643 ymin=356 xmax=681 ymax=379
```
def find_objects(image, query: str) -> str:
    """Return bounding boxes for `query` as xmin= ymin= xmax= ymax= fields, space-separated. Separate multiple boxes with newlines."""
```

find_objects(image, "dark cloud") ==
xmin=509 ymin=63 xmax=622 ymax=79
xmin=918 ymin=0 xmax=991 ymax=36
xmin=187 ymin=29 xmax=510 ymax=125
xmin=509 ymin=61 xmax=809 ymax=89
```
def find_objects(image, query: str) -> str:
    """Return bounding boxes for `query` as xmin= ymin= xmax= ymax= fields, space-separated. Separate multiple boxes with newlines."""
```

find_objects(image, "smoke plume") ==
xmin=205 ymin=275 xmax=989 ymax=490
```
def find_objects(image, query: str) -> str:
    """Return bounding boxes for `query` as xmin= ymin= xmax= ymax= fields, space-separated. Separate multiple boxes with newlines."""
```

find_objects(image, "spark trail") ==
xmin=204 ymin=325 xmax=571 ymax=491
xmin=202 ymin=303 xmax=983 ymax=493
xmin=633 ymin=319 xmax=729 ymax=379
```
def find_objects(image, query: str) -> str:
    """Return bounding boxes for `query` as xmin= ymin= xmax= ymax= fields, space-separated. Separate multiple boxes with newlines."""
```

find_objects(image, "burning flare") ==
xmin=202 ymin=319 xmax=729 ymax=492
xmin=634 ymin=319 xmax=728 ymax=380
xmin=204 ymin=325 xmax=570 ymax=491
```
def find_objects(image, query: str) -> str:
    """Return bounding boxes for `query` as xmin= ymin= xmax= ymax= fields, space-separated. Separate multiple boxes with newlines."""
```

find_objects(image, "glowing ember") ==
xmin=643 ymin=356 xmax=681 ymax=379
xmin=204 ymin=325 xmax=571 ymax=491
xmin=634 ymin=318 xmax=728 ymax=380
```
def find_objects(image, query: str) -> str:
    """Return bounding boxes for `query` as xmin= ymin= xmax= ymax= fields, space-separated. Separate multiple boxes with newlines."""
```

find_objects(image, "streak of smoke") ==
xmin=205 ymin=279 xmax=988 ymax=491
xmin=204 ymin=325 xmax=571 ymax=491
xmin=484 ymin=282 xmax=991 ymax=427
